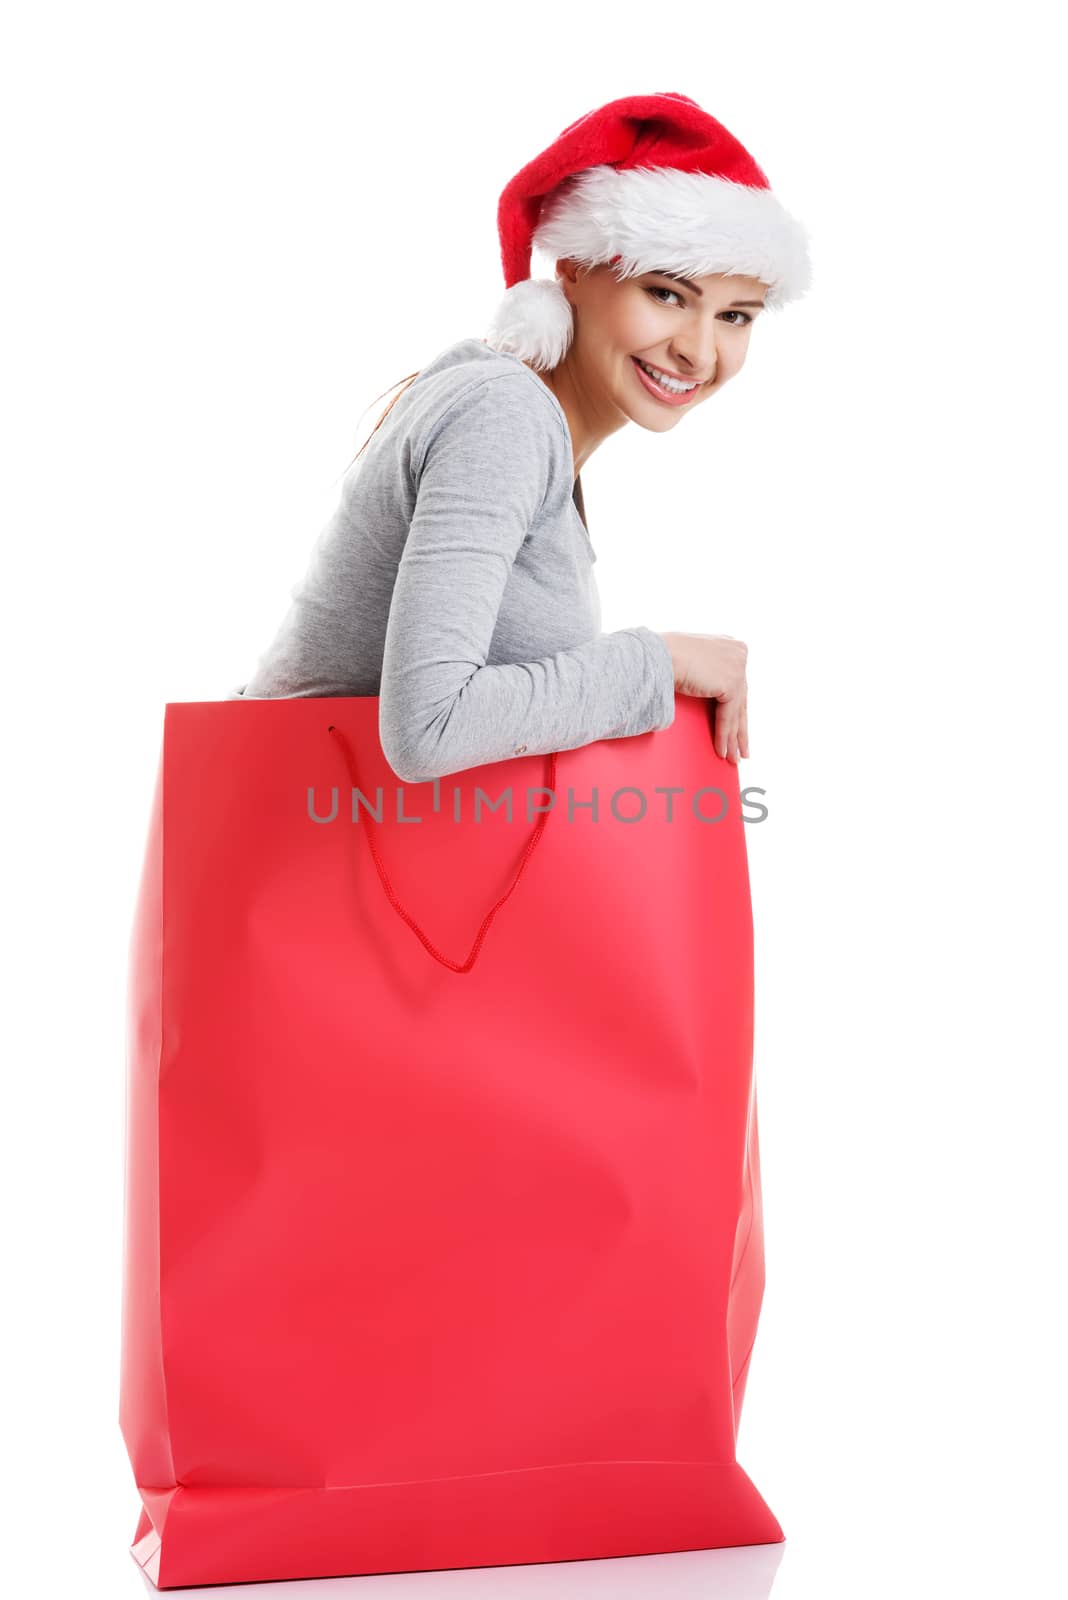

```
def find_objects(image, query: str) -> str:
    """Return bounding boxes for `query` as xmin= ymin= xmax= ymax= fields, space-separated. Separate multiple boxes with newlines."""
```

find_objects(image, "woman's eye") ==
xmin=644 ymin=286 xmax=752 ymax=326
xmin=645 ymin=285 xmax=684 ymax=307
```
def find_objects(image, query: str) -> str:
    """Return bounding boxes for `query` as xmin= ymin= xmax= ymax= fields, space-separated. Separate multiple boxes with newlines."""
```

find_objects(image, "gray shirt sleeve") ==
xmin=379 ymin=373 xmax=676 ymax=784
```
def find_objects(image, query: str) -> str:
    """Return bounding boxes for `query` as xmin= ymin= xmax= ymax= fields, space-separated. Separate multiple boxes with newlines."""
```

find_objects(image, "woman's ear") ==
xmin=555 ymin=258 xmax=583 ymax=301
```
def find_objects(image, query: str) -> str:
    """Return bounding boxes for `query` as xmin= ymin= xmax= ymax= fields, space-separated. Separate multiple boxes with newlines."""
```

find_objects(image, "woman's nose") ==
xmin=670 ymin=327 xmax=719 ymax=382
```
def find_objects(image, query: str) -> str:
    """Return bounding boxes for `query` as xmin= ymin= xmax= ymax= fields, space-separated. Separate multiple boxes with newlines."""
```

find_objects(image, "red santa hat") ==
xmin=484 ymin=91 xmax=813 ymax=371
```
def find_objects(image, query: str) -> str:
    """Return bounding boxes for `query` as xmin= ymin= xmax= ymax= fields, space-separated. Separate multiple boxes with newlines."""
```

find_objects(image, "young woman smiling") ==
xmin=207 ymin=102 xmax=814 ymax=1573
xmin=231 ymin=91 xmax=811 ymax=782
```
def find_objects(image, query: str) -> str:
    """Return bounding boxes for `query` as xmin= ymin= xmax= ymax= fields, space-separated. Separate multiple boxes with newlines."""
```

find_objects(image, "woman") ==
xmin=122 ymin=95 xmax=816 ymax=1583
xmin=230 ymin=90 xmax=811 ymax=784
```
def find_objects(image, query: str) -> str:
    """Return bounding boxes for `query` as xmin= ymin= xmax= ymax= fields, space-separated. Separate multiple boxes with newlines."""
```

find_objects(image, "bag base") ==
xmin=130 ymin=1457 xmax=783 ymax=1588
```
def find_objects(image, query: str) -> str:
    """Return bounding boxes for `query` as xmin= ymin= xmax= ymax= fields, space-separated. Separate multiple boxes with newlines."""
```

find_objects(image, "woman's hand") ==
xmin=660 ymin=632 xmax=750 ymax=763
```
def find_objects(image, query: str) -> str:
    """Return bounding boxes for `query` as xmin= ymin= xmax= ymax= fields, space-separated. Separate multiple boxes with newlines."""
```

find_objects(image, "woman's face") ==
xmin=557 ymin=259 xmax=769 ymax=432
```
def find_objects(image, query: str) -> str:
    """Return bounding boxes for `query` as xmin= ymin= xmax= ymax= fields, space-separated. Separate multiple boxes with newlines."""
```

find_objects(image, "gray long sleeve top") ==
xmin=229 ymin=336 xmax=677 ymax=782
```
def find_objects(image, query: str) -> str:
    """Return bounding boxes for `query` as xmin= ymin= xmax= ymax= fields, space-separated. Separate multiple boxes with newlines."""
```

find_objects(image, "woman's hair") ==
xmin=342 ymin=370 xmax=423 ymax=474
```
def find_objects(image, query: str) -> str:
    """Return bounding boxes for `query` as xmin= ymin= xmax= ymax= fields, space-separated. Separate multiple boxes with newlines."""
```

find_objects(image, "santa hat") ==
xmin=484 ymin=91 xmax=812 ymax=371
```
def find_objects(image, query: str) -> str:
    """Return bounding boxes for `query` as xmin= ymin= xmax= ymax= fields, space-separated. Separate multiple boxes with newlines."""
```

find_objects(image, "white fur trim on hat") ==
xmin=535 ymin=164 xmax=813 ymax=308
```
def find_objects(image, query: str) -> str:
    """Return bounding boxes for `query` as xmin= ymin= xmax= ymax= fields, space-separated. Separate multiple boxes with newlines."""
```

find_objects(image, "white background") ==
xmin=3 ymin=2 xmax=1065 ymax=1596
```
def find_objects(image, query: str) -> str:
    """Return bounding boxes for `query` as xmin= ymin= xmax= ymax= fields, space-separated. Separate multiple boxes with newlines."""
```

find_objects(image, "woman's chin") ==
xmin=621 ymin=390 xmax=688 ymax=432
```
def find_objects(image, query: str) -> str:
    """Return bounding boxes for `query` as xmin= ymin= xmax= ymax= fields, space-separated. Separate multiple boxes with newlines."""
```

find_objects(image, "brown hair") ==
xmin=342 ymin=369 xmax=423 ymax=474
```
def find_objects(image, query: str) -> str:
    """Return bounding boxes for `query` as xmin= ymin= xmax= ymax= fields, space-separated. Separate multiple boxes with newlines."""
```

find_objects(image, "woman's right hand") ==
xmin=659 ymin=632 xmax=749 ymax=763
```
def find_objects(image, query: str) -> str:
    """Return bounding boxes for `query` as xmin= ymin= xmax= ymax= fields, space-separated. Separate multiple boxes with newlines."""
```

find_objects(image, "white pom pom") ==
xmin=482 ymin=277 xmax=574 ymax=372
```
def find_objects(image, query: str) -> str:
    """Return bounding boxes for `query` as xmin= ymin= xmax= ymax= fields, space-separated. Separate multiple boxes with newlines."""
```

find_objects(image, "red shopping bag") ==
xmin=120 ymin=692 xmax=782 ymax=1589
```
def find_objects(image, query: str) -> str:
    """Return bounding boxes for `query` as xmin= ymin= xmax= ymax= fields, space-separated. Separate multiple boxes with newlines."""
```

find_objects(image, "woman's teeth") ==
xmin=634 ymin=358 xmax=699 ymax=395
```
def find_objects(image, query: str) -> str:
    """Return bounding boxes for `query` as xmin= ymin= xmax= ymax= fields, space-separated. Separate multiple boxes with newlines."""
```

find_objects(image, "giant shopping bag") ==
xmin=120 ymin=691 xmax=783 ymax=1589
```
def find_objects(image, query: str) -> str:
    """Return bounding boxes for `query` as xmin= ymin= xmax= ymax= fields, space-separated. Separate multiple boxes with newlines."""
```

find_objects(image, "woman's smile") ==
xmin=629 ymin=354 xmax=703 ymax=407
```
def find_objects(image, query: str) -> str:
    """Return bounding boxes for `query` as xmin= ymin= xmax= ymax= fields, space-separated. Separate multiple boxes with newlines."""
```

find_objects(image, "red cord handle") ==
xmin=327 ymin=723 xmax=558 ymax=975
